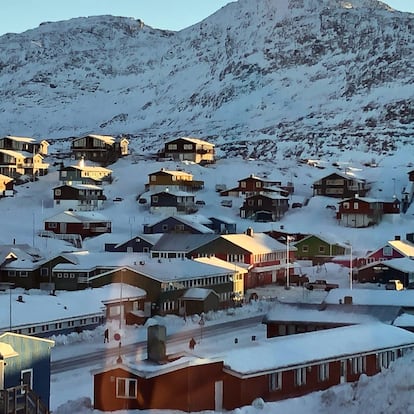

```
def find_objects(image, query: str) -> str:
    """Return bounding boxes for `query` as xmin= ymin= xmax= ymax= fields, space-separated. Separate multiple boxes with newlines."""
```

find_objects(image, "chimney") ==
xmin=147 ymin=325 xmax=166 ymax=363
xmin=344 ymin=296 xmax=353 ymax=305
xmin=395 ymin=235 xmax=401 ymax=241
xmin=246 ymin=227 xmax=254 ymax=237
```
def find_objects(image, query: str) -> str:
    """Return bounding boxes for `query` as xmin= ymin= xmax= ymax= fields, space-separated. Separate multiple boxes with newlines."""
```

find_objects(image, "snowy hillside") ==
xmin=0 ymin=0 xmax=412 ymax=160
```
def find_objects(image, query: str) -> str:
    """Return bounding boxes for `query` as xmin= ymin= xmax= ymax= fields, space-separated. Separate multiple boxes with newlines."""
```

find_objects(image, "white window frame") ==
xmin=295 ymin=367 xmax=306 ymax=386
xmin=269 ymin=372 xmax=282 ymax=391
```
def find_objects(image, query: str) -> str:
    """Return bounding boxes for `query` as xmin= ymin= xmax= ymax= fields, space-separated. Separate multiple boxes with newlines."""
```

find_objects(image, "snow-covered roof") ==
xmin=0 ymin=342 xmax=19 ymax=358
xmin=176 ymin=137 xmax=214 ymax=147
xmin=152 ymin=169 xmax=193 ymax=178
xmin=295 ymin=233 xmax=349 ymax=248
xmin=100 ymin=283 xmax=146 ymax=304
xmin=44 ymin=210 xmax=110 ymax=223
xmin=54 ymin=183 xmax=103 ymax=190
xmin=222 ymin=233 xmax=294 ymax=254
xmin=84 ymin=134 xmax=115 ymax=144
xmin=3 ymin=135 xmax=36 ymax=143
xmin=222 ymin=324 xmax=414 ymax=376
xmin=387 ymin=239 xmax=414 ymax=257
xmin=382 ymin=257 xmax=414 ymax=273
xmin=194 ymin=256 xmax=249 ymax=273
xmin=68 ymin=165 xmax=112 ymax=173
xmin=181 ymin=287 xmax=217 ymax=300
xmin=152 ymin=233 xmax=218 ymax=252
xmin=324 ymin=289 xmax=414 ymax=307
xmin=263 ymin=303 xmax=401 ymax=325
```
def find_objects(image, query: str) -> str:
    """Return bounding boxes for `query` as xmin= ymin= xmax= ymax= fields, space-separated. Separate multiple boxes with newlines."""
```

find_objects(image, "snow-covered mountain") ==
xmin=0 ymin=0 xmax=412 ymax=159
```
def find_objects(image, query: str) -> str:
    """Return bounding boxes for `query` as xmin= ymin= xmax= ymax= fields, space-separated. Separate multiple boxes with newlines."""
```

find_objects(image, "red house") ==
xmin=44 ymin=210 xmax=111 ymax=238
xmin=337 ymin=197 xmax=400 ymax=228
xmin=93 ymin=324 xmax=414 ymax=412
xmin=363 ymin=235 xmax=414 ymax=265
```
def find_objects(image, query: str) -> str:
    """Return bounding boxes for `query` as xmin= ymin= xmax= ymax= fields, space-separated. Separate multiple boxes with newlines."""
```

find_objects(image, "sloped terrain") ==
xmin=0 ymin=0 xmax=412 ymax=159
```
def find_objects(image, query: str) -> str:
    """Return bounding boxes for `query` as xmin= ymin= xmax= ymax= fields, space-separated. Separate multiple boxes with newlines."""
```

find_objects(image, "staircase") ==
xmin=38 ymin=230 xmax=83 ymax=248
xmin=0 ymin=385 xmax=49 ymax=414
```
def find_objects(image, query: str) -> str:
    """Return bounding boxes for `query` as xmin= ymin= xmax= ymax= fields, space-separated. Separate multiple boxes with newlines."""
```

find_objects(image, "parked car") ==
xmin=221 ymin=199 xmax=232 ymax=207
xmin=196 ymin=200 xmax=206 ymax=206
xmin=385 ymin=279 xmax=404 ymax=291
xmin=292 ymin=202 xmax=303 ymax=208
xmin=305 ymin=279 xmax=339 ymax=291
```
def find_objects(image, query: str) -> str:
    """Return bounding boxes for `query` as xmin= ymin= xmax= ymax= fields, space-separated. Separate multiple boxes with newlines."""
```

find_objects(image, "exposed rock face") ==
xmin=0 ymin=0 xmax=412 ymax=159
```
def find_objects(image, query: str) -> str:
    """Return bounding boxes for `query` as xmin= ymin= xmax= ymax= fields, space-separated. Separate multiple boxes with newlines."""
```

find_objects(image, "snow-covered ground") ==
xmin=2 ymin=141 xmax=414 ymax=413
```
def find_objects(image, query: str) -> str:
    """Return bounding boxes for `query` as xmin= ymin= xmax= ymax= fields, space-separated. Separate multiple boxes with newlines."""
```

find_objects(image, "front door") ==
xmin=214 ymin=380 xmax=223 ymax=411
xmin=340 ymin=360 xmax=347 ymax=384
xmin=21 ymin=368 xmax=33 ymax=393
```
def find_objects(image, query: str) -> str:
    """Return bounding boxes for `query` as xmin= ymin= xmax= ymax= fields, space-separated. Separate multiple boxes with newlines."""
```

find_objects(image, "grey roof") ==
xmin=152 ymin=233 xmax=219 ymax=253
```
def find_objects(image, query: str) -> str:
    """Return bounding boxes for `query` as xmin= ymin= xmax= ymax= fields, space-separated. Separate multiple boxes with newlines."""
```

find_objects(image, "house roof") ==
xmin=245 ymin=193 xmax=288 ymax=200
xmin=324 ymin=289 xmax=414 ymax=307
xmin=54 ymin=183 xmax=103 ymax=191
xmin=0 ymin=332 xmax=55 ymax=347
xmin=110 ymin=233 xmax=164 ymax=249
xmin=67 ymin=165 xmax=113 ymax=173
xmin=100 ymin=283 xmax=146 ymax=304
xmin=181 ymin=288 xmax=217 ymax=300
xmin=44 ymin=210 xmax=110 ymax=223
xmin=387 ymin=239 xmax=414 ymax=257
xmin=294 ymin=234 xmax=349 ymax=248
xmin=222 ymin=324 xmax=414 ymax=376
xmin=221 ymin=232 xmax=292 ymax=254
xmin=208 ymin=216 xmax=236 ymax=224
xmin=380 ymin=257 xmax=414 ymax=273
xmin=84 ymin=134 xmax=115 ymax=144
xmin=175 ymin=137 xmax=215 ymax=147
xmin=0 ymin=342 xmax=19 ymax=358
xmin=146 ymin=216 xmax=214 ymax=234
xmin=315 ymin=170 xmax=366 ymax=183
xmin=338 ymin=197 xmax=398 ymax=204
xmin=194 ymin=257 xmax=249 ymax=273
xmin=3 ymin=135 xmax=36 ymax=143
xmin=152 ymin=233 xmax=219 ymax=252
xmin=151 ymin=169 xmax=193 ymax=178
xmin=263 ymin=303 xmax=402 ymax=325
xmin=152 ymin=189 xmax=194 ymax=197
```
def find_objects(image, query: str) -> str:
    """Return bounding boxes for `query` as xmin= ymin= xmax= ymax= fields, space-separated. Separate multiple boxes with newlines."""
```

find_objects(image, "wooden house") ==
xmin=105 ymin=233 xmax=162 ymax=253
xmin=208 ymin=216 xmax=237 ymax=234
xmin=0 ymin=333 xmax=54 ymax=412
xmin=93 ymin=324 xmax=414 ymax=411
xmin=221 ymin=324 xmax=414 ymax=410
xmin=221 ymin=174 xmax=293 ymax=198
xmin=312 ymin=172 xmax=370 ymax=198
xmin=0 ymin=174 xmax=14 ymax=197
xmin=0 ymin=149 xmax=49 ymax=179
xmin=146 ymin=168 xmax=204 ymax=192
xmin=356 ymin=257 xmax=414 ymax=286
xmin=262 ymin=302 xmax=404 ymax=338
xmin=59 ymin=162 xmax=113 ymax=185
xmin=188 ymin=228 xmax=295 ymax=290
xmin=44 ymin=210 xmax=111 ymax=238
xmin=149 ymin=190 xmax=197 ymax=215
xmin=70 ymin=134 xmax=128 ymax=165
xmin=161 ymin=137 xmax=215 ymax=165
xmin=293 ymin=235 xmax=348 ymax=265
xmin=0 ymin=136 xmax=49 ymax=155
xmin=143 ymin=215 xmax=214 ymax=235
xmin=363 ymin=235 xmax=414 ymax=265
xmin=100 ymin=283 xmax=147 ymax=326
xmin=0 ymin=245 xmax=76 ymax=290
xmin=240 ymin=193 xmax=289 ymax=222
xmin=336 ymin=197 xmax=399 ymax=228
xmin=53 ymin=183 xmax=106 ymax=211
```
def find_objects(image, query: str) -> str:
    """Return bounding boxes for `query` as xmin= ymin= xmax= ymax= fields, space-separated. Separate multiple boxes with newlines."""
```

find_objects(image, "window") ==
xmin=269 ymin=372 xmax=282 ymax=391
xmin=151 ymin=175 xmax=156 ymax=181
xmin=255 ymin=181 xmax=262 ymax=188
xmin=378 ymin=351 xmax=396 ymax=369
xmin=183 ymin=144 xmax=193 ymax=150
xmin=8 ymin=270 xmax=16 ymax=277
xmin=258 ymin=199 xmax=263 ymax=206
xmin=162 ymin=224 xmax=168 ymax=231
xmin=20 ymin=271 xmax=28 ymax=278
xmin=48 ymin=222 xmax=57 ymax=228
xmin=343 ymin=202 xmax=350 ymax=209
xmin=153 ymin=196 xmax=158 ymax=203
xmin=383 ymin=246 xmax=393 ymax=256
xmin=302 ymin=245 xmax=309 ymax=253
xmin=61 ymin=171 xmax=67 ymax=177
xmin=295 ymin=367 xmax=306 ymax=386
xmin=55 ymin=189 xmax=61 ymax=196
xmin=241 ymin=181 xmax=246 ymax=188
xmin=41 ymin=267 xmax=49 ymax=277
xmin=351 ymin=356 xmax=365 ymax=374
xmin=319 ymin=245 xmax=325 ymax=253
xmin=353 ymin=202 xmax=359 ymax=209
xmin=319 ymin=363 xmax=329 ymax=382
xmin=116 ymin=377 xmax=137 ymax=398
xmin=167 ymin=144 xmax=177 ymax=150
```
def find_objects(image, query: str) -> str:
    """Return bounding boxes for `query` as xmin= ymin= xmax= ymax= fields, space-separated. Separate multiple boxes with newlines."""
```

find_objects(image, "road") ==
xmin=51 ymin=314 xmax=265 ymax=374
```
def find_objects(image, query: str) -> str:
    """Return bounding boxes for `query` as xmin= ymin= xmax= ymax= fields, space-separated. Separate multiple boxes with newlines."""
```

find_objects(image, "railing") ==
xmin=0 ymin=385 xmax=49 ymax=414
xmin=38 ymin=230 xmax=82 ymax=248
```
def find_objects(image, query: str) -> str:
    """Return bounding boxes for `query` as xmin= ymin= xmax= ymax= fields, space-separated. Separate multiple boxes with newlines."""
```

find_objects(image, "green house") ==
xmin=294 ymin=235 xmax=348 ymax=265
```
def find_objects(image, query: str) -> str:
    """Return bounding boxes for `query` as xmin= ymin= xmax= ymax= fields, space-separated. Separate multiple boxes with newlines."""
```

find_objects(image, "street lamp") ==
xmin=345 ymin=242 xmax=353 ymax=290
xmin=285 ymin=235 xmax=295 ymax=290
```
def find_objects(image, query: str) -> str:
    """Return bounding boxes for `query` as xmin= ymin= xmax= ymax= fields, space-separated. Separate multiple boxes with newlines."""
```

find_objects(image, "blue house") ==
xmin=104 ymin=233 xmax=163 ymax=253
xmin=0 ymin=332 xmax=54 ymax=412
